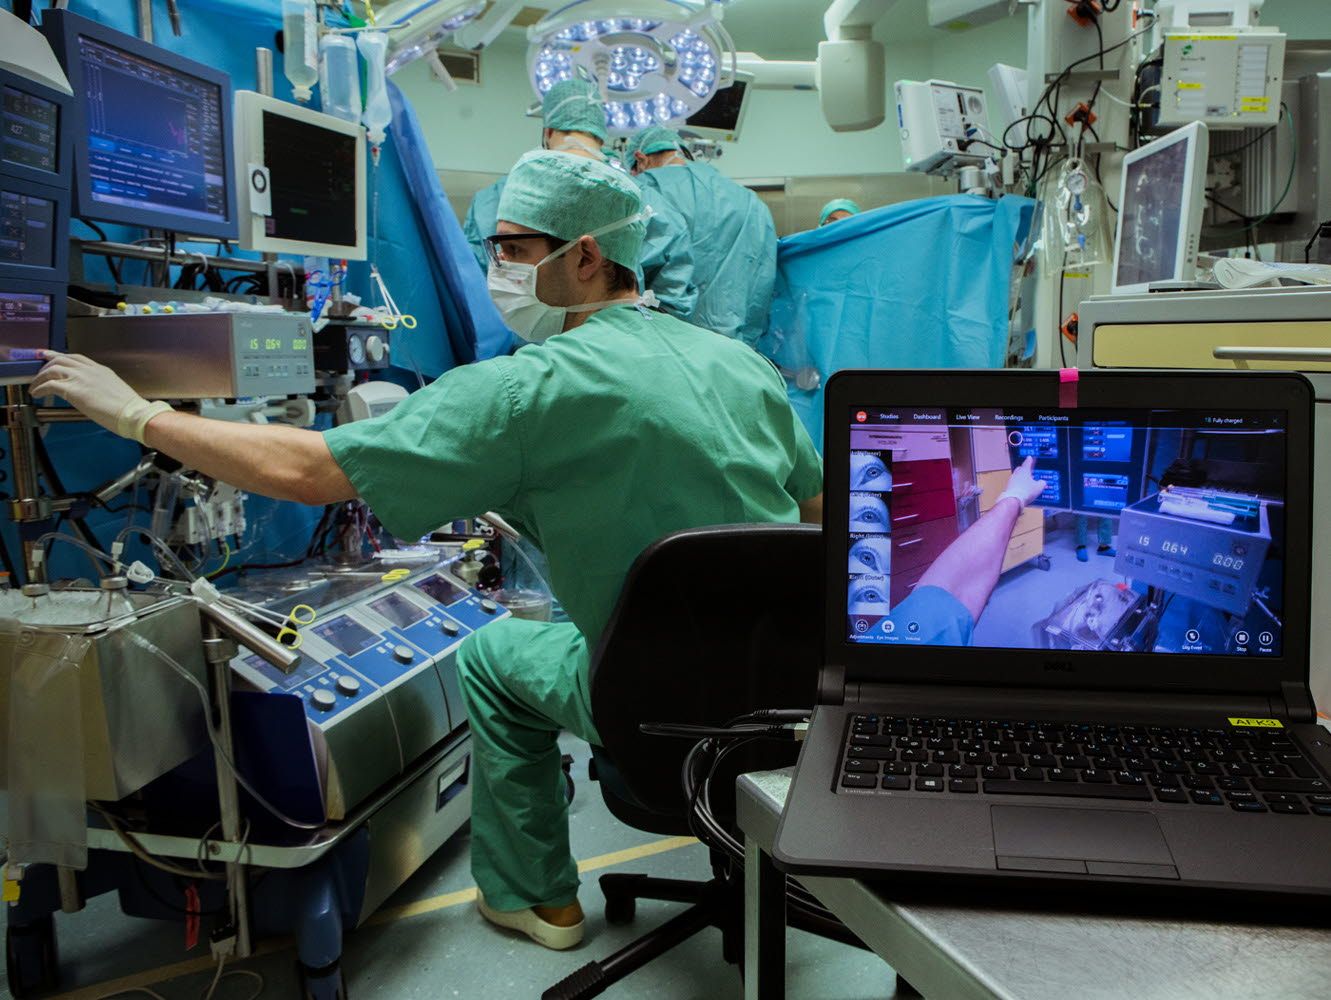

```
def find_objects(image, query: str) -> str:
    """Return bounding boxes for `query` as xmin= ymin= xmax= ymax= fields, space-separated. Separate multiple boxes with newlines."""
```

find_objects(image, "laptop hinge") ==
xmin=848 ymin=682 xmax=1279 ymax=721
xmin=819 ymin=663 xmax=846 ymax=706
xmin=1278 ymin=681 xmax=1317 ymax=724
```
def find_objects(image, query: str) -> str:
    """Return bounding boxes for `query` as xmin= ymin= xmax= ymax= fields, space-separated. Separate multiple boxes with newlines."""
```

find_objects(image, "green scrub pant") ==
xmin=1075 ymin=515 xmax=1114 ymax=548
xmin=456 ymin=617 xmax=601 ymax=912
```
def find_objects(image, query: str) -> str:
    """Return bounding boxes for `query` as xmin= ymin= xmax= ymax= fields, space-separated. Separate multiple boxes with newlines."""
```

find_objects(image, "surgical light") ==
xmin=527 ymin=1 xmax=737 ymax=135
xmin=377 ymin=0 xmax=487 ymax=75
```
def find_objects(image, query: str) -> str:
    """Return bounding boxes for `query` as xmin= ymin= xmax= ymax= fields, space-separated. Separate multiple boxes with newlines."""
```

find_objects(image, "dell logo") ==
xmin=1043 ymin=660 xmax=1076 ymax=673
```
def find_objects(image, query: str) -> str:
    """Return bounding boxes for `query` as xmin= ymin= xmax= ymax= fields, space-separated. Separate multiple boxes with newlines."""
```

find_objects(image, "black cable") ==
xmin=76 ymin=217 xmax=124 ymax=286
xmin=1057 ymin=272 xmax=1069 ymax=368
xmin=1304 ymin=220 xmax=1331 ymax=263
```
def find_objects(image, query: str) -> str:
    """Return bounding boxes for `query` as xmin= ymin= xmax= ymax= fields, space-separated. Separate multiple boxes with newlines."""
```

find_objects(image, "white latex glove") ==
xmin=29 ymin=351 xmax=172 ymax=443
xmin=996 ymin=456 xmax=1048 ymax=509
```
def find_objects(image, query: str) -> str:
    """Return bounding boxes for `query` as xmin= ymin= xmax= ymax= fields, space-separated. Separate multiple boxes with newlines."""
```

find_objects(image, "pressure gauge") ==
xmin=347 ymin=333 xmax=366 ymax=366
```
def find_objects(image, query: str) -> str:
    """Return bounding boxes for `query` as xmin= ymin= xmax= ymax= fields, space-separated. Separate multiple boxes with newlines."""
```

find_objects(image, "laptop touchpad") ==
xmin=991 ymin=806 xmax=1179 ymax=878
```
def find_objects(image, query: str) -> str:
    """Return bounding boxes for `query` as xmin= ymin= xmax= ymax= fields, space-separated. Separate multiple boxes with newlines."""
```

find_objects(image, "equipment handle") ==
xmin=198 ymin=600 xmax=301 ymax=673
xmin=1212 ymin=346 xmax=1331 ymax=364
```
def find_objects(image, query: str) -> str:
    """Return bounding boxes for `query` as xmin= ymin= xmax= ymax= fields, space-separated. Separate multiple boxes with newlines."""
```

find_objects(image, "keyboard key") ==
xmin=1308 ymin=794 xmax=1331 ymax=806
xmin=843 ymin=760 xmax=880 ymax=773
xmin=981 ymin=765 xmax=1011 ymax=780
xmin=1047 ymin=768 xmax=1079 ymax=782
xmin=1252 ymin=778 xmax=1329 ymax=794
xmin=932 ymin=751 xmax=961 ymax=765
xmin=949 ymin=764 xmax=978 ymax=779
xmin=901 ymin=749 xmax=928 ymax=763
xmin=1313 ymin=805 xmax=1331 ymax=817
xmin=916 ymin=764 xmax=944 ymax=778
xmin=1270 ymin=802 xmax=1309 ymax=815
xmin=997 ymin=753 xmax=1024 ymax=767
xmin=881 ymin=775 xmax=911 ymax=790
xmin=1124 ymin=757 xmax=1155 ymax=772
xmin=1225 ymin=764 xmax=1257 ymax=777
xmin=1231 ymin=801 xmax=1267 ymax=813
xmin=853 ymin=734 xmax=896 ymax=747
xmin=1216 ymin=777 xmax=1250 ymax=791
xmin=926 ymin=737 xmax=955 ymax=751
xmin=1081 ymin=770 xmax=1112 ymax=784
xmin=1159 ymin=761 xmax=1189 ymax=774
xmin=848 ymin=746 xmax=896 ymax=760
xmin=1013 ymin=767 xmax=1044 ymax=782
xmin=1115 ymin=771 xmax=1145 ymax=785
xmin=949 ymin=779 xmax=978 ymax=794
xmin=1154 ymin=787 xmax=1187 ymax=803
xmin=841 ymin=774 xmax=877 ymax=789
xmin=1263 ymin=793 xmax=1301 ymax=804
xmin=1258 ymin=764 xmax=1292 ymax=779
xmin=1182 ymin=776 xmax=1215 ymax=790
xmin=1286 ymin=759 xmax=1321 ymax=780
xmin=1191 ymin=791 xmax=1224 ymax=805
xmin=884 ymin=762 xmax=913 ymax=776
xmin=1191 ymin=762 xmax=1222 ymax=776
xmin=1225 ymin=791 xmax=1257 ymax=802
xmin=915 ymin=777 xmax=945 ymax=792
xmin=963 ymin=751 xmax=993 ymax=766
xmin=1028 ymin=754 xmax=1058 ymax=769
xmin=985 ymin=781 xmax=1151 ymax=801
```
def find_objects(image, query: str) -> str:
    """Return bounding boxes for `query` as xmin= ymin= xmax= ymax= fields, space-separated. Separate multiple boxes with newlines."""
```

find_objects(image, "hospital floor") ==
xmin=0 ymin=736 xmax=903 ymax=1000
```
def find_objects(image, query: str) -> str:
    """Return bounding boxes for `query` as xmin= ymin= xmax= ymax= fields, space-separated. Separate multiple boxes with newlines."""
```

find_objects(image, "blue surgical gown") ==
xmin=636 ymin=161 xmax=778 ymax=347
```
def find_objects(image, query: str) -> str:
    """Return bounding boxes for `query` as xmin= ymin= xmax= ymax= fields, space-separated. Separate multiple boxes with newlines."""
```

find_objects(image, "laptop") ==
xmin=774 ymin=369 xmax=1331 ymax=898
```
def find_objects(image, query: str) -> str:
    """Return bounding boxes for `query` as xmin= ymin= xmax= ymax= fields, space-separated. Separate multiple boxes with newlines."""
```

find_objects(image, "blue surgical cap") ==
xmin=542 ymin=79 xmax=608 ymax=143
xmin=624 ymin=125 xmax=684 ymax=166
xmin=819 ymin=198 xmax=862 ymax=226
xmin=498 ymin=150 xmax=645 ymax=270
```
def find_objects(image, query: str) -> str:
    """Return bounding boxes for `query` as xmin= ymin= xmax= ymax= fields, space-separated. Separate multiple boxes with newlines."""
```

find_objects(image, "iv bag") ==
xmin=1049 ymin=159 xmax=1111 ymax=267
xmin=319 ymin=33 xmax=362 ymax=125
xmin=358 ymin=31 xmax=392 ymax=146
xmin=282 ymin=0 xmax=318 ymax=102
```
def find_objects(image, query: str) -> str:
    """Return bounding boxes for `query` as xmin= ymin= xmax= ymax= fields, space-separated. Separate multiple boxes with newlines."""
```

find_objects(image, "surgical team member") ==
xmin=32 ymin=150 xmax=822 ymax=953
xmin=625 ymin=125 xmax=777 ymax=348
xmin=819 ymin=198 xmax=861 ymax=227
xmin=464 ymin=79 xmax=696 ymax=319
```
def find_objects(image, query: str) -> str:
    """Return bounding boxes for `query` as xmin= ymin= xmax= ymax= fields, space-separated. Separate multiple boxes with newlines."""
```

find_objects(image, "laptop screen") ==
xmin=845 ymin=404 xmax=1286 ymax=658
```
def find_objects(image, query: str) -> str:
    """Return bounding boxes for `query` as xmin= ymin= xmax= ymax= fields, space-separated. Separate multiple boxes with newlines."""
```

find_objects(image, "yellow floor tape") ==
xmin=51 ymin=835 xmax=699 ymax=1000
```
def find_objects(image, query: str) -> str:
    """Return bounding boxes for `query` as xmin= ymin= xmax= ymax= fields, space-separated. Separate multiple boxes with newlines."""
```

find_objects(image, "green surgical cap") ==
xmin=624 ymin=125 xmax=684 ymax=166
xmin=819 ymin=198 xmax=862 ymax=226
xmin=498 ymin=150 xmax=645 ymax=270
xmin=542 ymin=78 xmax=608 ymax=143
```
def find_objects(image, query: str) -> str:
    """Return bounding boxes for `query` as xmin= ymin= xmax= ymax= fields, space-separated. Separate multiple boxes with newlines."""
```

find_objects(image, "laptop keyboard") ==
xmin=839 ymin=715 xmax=1331 ymax=816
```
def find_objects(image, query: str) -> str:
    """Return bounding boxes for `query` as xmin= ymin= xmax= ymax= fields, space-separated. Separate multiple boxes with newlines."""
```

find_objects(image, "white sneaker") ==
xmin=476 ymin=892 xmax=585 ymax=951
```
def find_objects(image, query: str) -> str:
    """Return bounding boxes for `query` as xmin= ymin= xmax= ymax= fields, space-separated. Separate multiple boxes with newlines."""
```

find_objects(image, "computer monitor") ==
xmin=39 ymin=9 xmax=237 ymax=240
xmin=681 ymin=72 xmax=753 ymax=143
xmin=1112 ymin=122 xmax=1209 ymax=294
xmin=842 ymin=400 xmax=1288 ymax=659
xmin=232 ymin=91 xmax=366 ymax=260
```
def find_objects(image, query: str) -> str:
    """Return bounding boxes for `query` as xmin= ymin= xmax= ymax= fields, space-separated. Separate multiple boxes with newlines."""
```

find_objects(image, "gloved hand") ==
xmin=996 ymin=456 xmax=1047 ymax=509
xmin=29 ymin=351 xmax=172 ymax=443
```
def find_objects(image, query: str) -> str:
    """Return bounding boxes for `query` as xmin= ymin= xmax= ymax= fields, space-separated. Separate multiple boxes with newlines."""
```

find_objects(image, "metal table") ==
xmin=738 ymin=769 xmax=1331 ymax=1000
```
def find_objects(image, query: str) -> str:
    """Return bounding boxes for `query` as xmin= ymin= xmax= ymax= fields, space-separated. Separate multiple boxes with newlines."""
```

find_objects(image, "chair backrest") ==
xmin=589 ymin=523 xmax=824 ymax=819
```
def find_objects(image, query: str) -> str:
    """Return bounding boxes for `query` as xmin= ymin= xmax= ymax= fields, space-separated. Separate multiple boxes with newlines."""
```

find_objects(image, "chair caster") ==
xmin=298 ymin=959 xmax=349 ymax=1000
xmin=603 ymin=892 xmax=636 ymax=925
xmin=6 ymin=915 xmax=59 ymax=998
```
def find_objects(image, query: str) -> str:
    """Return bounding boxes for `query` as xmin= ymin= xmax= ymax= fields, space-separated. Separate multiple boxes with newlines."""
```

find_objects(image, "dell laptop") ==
xmin=774 ymin=369 xmax=1331 ymax=898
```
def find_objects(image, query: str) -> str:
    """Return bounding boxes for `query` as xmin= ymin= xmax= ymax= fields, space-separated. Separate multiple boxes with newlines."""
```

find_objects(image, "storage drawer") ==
xmin=891 ymin=515 xmax=958 ymax=573
xmin=853 ymin=428 xmax=952 ymax=462
xmin=1002 ymin=528 xmax=1044 ymax=573
xmin=1014 ymin=507 xmax=1044 ymax=536
xmin=891 ymin=459 xmax=953 ymax=497
xmin=891 ymin=563 xmax=929 ymax=607
xmin=890 ymin=488 xmax=955 ymax=527
xmin=978 ymin=469 xmax=1011 ymax=512
xmin=971 ymin=427 xmax=1013 ymax=472
xmin=1093 ymin=321 xmax=1331 ymax=371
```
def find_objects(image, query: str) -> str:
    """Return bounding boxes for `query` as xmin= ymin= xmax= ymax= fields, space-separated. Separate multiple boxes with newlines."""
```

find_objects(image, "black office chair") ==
xmin=544 ymin=523 xmax=859 ymax=1000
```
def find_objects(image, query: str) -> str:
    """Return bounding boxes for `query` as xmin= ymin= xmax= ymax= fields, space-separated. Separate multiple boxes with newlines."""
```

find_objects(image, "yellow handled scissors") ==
xmin=276 ymin=604 xmax=317 ymax=649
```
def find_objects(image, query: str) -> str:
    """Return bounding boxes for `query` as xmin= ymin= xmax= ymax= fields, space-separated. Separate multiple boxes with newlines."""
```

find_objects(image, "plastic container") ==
xmin=319 ymin=33 xmax=362 ymax=125
xmin=282 ymin=0 xmax=318 ymax=103
xmin=357 ymin=30 xmax=392 ymax=146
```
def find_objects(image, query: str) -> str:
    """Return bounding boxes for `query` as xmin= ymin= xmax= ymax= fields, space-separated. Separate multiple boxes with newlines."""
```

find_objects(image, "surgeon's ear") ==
xmin=573 ymin=235 xmax=605 ymax=281
xmin=633 ymin=151 xmax=648 ymax=175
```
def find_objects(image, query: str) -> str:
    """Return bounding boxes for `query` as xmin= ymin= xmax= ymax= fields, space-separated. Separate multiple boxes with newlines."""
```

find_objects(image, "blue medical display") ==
xmin=2 ymin=87 xmax=60 ymax=174
xmin=0 ymin=191 xmax=55 ymax=268
xmin=0 ymin=291 xmax=52 ymax=362
xmin=313 ymin=615 xmax=379 ymax=657
xmin=77 ymin=34 xmax=229 ymax=227
xmin=845 ymin=406 xmax=1287 ymax=659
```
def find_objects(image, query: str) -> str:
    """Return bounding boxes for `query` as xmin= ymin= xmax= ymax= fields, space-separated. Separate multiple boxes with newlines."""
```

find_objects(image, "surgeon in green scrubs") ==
xmin=463 ymin=79 xmax=698 ymax=320
xmin=33 ymin=150 xmax=823 ymax=952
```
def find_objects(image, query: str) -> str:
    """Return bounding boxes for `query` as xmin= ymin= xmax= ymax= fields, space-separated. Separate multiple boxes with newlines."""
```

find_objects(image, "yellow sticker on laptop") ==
xmin=1227 ymin=717 xmax=1283 ymax=728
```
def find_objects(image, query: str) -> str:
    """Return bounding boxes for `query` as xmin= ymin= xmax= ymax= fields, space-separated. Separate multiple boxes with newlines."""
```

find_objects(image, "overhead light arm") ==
xmin=452 ymin=0 xmax=525 ymax=51
xmin=824 ymin=0 xmax=905 ymax=41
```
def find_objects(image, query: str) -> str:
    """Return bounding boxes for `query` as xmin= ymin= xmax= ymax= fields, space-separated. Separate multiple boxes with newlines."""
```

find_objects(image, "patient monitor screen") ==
xmin=1116 ymin=138 xmax=1187 ymax=288
xmin=261 ymin=110 xmax=358 ymax=249
xmin=845 ymin=406 xmax=1287 ymax=658
xmin=0 ymin=291 xmax=53 ymax=366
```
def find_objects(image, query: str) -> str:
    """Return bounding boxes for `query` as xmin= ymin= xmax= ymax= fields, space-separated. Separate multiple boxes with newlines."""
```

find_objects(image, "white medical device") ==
xmin=233 ymin=90 xmax=367 ymax=260
xmin=1112 ymin=122 xmax=1210 ymax=295
xmin=340 ymin=381 xmax=408 ymax=423
xmin=894 ymin=79 xmax=991 ymax=175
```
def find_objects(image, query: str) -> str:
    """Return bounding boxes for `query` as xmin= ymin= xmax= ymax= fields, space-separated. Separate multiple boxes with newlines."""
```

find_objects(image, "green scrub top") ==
xmin=324 ymin=304 xmax=823 ymax=647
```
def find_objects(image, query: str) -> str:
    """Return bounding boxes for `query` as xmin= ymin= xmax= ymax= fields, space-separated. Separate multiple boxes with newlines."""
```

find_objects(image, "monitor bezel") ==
xmin=679 ymin=71 xmax=754 ymax=144
xmin=0 ymin=69 xmax=74 ymax=189
xmin=1111 ymin=121 xmax=1209 ymax=295
xmin=0 ymin=276 xmax=67 ymax=382
xmin=39 ymin=9 xmax=238 ymax=241
xmin=232 ymin=90 xmax=367 ymax=261
xmin=823 ymin=369 xmax=1314 ymax=697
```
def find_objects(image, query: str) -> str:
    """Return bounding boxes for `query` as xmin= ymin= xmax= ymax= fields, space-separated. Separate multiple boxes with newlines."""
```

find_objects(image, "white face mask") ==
xmin=547 ymin=135 xmax=606 ymax=160
xmin=487 ymin=209 xmax=654 ymax=344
